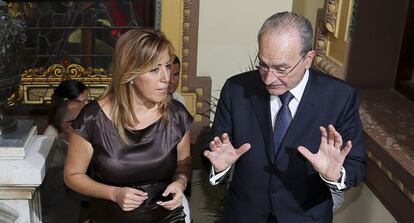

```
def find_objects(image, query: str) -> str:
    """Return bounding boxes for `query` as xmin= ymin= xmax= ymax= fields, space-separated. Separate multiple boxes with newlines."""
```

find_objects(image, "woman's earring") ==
xmin=130 ymin=81 xmax=133 ymax=85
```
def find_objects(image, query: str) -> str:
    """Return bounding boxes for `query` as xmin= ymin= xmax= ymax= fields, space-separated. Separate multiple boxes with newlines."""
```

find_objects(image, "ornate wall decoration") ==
xmin=180 ymin=0 xmax=211 ymax=123
xmin=16 ymin=63 xmax=111 ymax=104
xmin=314 ymin=0 xmax=356 ymax=77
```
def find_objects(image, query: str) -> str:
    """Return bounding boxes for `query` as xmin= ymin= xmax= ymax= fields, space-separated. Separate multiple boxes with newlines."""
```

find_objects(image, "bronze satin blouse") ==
xmin=71 ymin=100 xmax=192 ymax=223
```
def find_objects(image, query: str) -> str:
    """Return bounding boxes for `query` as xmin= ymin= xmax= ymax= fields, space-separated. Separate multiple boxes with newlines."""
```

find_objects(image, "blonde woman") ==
xmin=64 ymin=29 xmax=192 ymax=223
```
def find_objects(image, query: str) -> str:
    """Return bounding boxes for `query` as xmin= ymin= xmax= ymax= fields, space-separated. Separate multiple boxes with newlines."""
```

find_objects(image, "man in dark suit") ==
xmin=203 ymin=11 xmax=366 ymax=223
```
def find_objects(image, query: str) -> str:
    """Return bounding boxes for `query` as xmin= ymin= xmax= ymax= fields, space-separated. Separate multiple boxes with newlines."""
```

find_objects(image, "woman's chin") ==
xmin=152 ymin=94 xmax=168 ymax=103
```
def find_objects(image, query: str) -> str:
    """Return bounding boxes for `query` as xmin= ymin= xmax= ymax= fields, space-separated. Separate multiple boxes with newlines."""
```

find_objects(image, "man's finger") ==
xmin=203 ymin=150 xmax=212 ymax=159
xmin=333 ymin=131 xmax=343 ymax=149
xmin=236 ymin=143 xmax=251 ymax=156
xmin=320 ymin=126 xmax=328 ymax=145
xmin=209 ymin=141 xmax=218 ymax=151
xmin=221 ymin=133 xmax=231 ymax=144
xmin=328 ymin=125 xmax=335 ymax=145
xmin=340 ymin=140 xmax=352 ymax=157
xmin=214 ymin=136 xmax=223 ymax=147
xmin=298 ymin=146 xmax=315 ymax=163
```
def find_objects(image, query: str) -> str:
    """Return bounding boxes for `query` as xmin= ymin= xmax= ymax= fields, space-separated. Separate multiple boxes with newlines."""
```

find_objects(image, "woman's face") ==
xmin=131 ymin=51 xmax=171 ymax=105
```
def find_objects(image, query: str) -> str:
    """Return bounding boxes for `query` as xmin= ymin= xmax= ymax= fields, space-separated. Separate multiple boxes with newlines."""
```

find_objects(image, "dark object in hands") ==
xmin=130 ymin=181 xmax=170 ymax=212
xmin=156 ymin=193 xmax=173 ymax=202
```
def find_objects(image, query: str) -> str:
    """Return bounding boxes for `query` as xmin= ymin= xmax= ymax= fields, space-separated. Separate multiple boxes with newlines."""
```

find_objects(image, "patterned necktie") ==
xmin=273 ymin=91 xmax=294 ymax=152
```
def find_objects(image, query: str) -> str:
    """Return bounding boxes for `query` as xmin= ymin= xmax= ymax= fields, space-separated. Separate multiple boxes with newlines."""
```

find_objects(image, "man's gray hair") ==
xmin=258 ymin=11 xmax=313 ymax=56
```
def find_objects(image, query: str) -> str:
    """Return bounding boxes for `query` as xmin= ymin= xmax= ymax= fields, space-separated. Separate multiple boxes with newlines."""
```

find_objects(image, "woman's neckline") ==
xmin=92 ymin=100 xmax=163 ymax=131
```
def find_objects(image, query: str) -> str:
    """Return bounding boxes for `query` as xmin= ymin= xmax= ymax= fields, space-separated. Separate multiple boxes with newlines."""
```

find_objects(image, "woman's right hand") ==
xmin=112 ymin=187 xmax=148 ymax=211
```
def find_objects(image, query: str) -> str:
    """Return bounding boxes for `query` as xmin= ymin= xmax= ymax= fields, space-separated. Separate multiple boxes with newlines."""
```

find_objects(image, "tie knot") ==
xmin=279 ymin=91 xmax=294 ymax=105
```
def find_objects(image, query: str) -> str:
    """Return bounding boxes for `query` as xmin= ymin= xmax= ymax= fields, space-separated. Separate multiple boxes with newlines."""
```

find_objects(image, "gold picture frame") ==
xmin=314 ymin=0 xmax=356 ymax=77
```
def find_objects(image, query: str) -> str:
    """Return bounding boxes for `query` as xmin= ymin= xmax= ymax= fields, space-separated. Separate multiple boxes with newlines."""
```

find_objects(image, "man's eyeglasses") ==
xmin=255 ymin=54 xmax=305 ymax=77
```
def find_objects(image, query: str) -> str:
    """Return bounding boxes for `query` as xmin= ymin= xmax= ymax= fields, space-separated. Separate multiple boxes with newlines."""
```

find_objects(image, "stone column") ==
xmin=0 ymin=135 xmax=55 ymax=223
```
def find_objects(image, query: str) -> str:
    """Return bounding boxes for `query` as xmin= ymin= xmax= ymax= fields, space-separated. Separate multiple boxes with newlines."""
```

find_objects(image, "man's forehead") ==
xmin=258 ymin=36 xmax=302 ymax=60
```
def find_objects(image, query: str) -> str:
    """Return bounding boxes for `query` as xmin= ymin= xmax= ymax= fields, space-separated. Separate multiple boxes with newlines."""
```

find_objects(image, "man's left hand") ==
xmin=298 ymin=124 xmax=352 ymax=181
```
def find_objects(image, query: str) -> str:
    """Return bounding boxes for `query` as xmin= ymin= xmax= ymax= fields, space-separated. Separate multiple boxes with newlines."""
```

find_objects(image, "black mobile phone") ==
xmin=157 ymin=193 xmax=173 ymax=202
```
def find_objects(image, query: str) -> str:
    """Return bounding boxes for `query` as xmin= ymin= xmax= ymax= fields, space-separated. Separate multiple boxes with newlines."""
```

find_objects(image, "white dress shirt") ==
xmin=209 ymin=70 xmax=346 ymax=190
xmin=172 ymin=92 xmax=185 ymax=105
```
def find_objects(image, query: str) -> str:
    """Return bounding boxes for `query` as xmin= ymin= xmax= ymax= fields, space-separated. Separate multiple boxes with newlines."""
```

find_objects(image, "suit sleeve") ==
xmin=211 ymin=80 xmax=234 ymax=140
xmin=337 ymin=88 xmax=366 ymax=189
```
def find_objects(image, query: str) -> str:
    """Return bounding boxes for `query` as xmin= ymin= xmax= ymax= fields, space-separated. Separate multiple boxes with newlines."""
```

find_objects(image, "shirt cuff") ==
xmin=209 ymin=165 xmax=232 ymax=185
xmin=320 ymin=167 xmax=347 ymax=191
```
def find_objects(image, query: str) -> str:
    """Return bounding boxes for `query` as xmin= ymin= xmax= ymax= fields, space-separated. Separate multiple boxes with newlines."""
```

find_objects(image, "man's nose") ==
xmin=261 ymin=72 xmax=276 ymax=85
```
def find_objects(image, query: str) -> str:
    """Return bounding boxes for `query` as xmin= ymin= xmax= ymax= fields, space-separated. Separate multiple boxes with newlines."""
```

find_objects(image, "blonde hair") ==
xmin=103 ymin=28 xmax=174 ymax=144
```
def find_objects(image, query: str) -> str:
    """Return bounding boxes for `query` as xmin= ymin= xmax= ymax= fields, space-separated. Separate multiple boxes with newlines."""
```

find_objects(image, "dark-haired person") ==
xmin=41 ymin=98 xmax=87 ymax=223
xmin=49 ymin=79 xmax=88 ymax=132
xmin=204 ymin=11 xmax=366 ymax=223
xmin=64 ymin=28 xmax=192 ymax=223
xmin=168 ymin=55 xmax=185 ymax=105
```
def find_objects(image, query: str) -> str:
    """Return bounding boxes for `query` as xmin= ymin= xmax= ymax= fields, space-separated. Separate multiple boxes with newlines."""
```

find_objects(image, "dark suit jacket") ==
xmin=210 ymin=69 xmax=366 ymax=223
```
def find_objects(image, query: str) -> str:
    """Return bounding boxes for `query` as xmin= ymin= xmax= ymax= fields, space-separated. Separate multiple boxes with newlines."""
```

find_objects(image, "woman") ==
xmin=64 ymin=28 xmax=192 ymax=223
xmin=49 ymin=79 xmax=88 ymax=133
xmin=42 ymin=80 xmax=88 ymax=223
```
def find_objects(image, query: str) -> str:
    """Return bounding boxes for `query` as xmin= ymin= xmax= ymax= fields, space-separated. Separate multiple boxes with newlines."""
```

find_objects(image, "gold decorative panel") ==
xmin=314 ymin=0 xmax=355 ymax=77
xmin=17 ymin=63 xmax=111 ymax=104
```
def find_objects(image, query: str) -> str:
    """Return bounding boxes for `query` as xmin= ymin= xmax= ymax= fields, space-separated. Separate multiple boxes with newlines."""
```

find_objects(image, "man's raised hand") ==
xmin=203 ymin=133 xmax=251 ymax=172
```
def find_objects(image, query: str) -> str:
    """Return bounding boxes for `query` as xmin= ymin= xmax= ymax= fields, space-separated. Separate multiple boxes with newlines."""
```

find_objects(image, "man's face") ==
xmin=168 ymin=63 xmax=180 ymax=94
xmin=258 ymin=30 xmax=314 ymax=96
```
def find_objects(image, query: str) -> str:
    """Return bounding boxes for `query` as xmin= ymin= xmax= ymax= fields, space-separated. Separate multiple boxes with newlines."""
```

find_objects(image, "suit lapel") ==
xmin=272 ymin=71 xmax=323 ymax=170
xmin=249 ymin=74 xmax=273 ymax=164
xmin=283 ymin=70 xmax=322 ymax=150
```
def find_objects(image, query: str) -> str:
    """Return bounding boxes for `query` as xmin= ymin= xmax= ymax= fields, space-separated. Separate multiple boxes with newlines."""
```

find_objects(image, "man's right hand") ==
xmin=203 ymin=133 xmax=251 ymax=172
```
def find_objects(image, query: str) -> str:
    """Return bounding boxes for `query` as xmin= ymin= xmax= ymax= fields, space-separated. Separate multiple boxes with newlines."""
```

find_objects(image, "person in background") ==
xmin=204 ymin=11 xmax=365 ymax=223
xmin=167 ymin=54 xmax=192 ymax=222
xmin=64 ymin=28 xmax=192 ymax=223
xmin=48 ymin=79 xmax=88 ymax=132
xmin=168 ymin=55 xmax=185 ymax=105
xmin=41 ymin=80 xmax=88 ymax=223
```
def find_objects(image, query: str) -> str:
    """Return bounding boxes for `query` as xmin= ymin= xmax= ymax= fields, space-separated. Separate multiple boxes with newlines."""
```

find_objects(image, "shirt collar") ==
xmin=289 ymin=69 xmax=309 ymax=102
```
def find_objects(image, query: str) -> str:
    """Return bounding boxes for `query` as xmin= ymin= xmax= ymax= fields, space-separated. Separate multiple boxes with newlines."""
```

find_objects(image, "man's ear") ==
xmin=304 ymin=50 xmax=316 ymax=69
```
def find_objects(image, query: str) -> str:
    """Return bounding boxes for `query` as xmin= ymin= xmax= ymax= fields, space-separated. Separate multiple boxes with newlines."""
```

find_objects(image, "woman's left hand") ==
xmin=157 ymin=181 xmax=185 ymax=210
